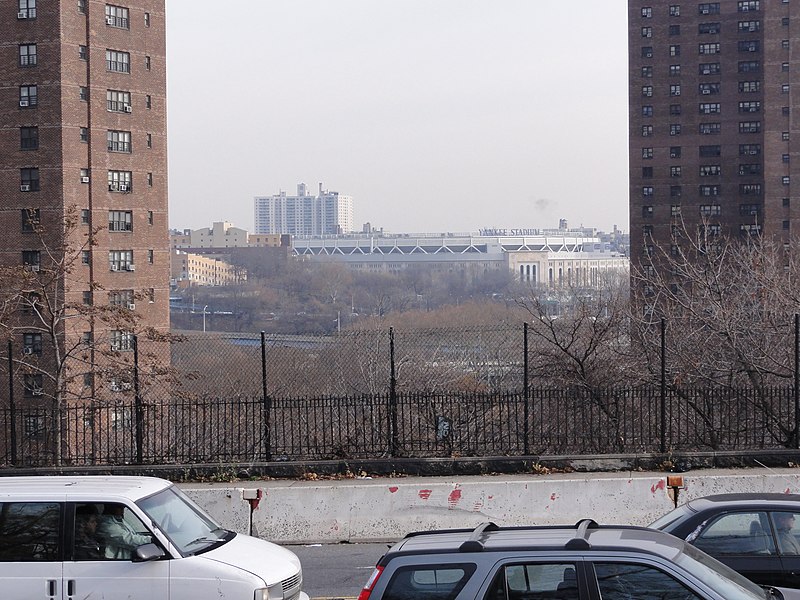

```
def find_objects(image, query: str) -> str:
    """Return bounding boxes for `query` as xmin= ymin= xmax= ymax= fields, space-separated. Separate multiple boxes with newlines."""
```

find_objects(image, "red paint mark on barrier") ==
xmin=419 ymin=489 xmax=432 ymax=500
xmin=448 ymin=489 xmax=462 ymax=508
xmin=651 ymin=480 xmax=666 ymax=494
xmin=389 ymin=486 xmax=398 ymax=493
xmin=488 ymin=495 xmax=494 ymax=500
xmin=786 ymin=488 xmax=792 ymax=494
xmin=550 ymin=493 xmax=558 ymax=501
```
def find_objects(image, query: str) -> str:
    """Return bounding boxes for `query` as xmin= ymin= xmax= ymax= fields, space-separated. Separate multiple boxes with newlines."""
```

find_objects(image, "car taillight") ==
xmin=357 ymin=566 xmax=384 ymax=600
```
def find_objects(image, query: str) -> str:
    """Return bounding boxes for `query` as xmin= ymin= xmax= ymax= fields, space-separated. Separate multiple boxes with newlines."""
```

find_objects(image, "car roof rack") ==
xmin=459 ymin=522 xmax=500 ymax=552
xmin=565 ymin=519 xmax=599 ymax=550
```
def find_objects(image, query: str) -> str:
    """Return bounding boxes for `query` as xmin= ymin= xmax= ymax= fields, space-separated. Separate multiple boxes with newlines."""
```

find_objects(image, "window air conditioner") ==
xmin=18 ymin=11 xmax=28 ymax=19
xmin=109 ymin=182 xmax=119 ymax=191
xmin=106 ymin=16 xmax=115 ymax=25
xmin=81 ymin=176 xmax=90 ymax=183
xmin=123 ymin=105 xmax=132 ymax=113
xmin=28 ymin=265 xmax=40 ymax=272
xmin=19 ymin=99 xmax=29 ymax=107
xmin=702 ymin=89 xmax=710 ymax=94
xmin=127 ymin=303 xmax=136 ymax=310
xmin=118 ymin=184 xmax=128 ymax=192
xmin=110 ymin=264 xmax=119 ymax=271
xmin=20 ymin=184 xmax=30 ymax=192
xmin=23 ymin=347 xmax=33 ymax=355
xmin=126 ymin=264 xmax=135 ymax=271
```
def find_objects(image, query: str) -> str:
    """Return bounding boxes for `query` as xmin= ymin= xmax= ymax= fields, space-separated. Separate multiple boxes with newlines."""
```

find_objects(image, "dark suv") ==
xmin=358 ymin=520 xmax=800 ymax=600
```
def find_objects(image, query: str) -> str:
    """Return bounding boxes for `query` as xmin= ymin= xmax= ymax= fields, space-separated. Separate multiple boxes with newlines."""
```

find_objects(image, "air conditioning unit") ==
xmin=110 ymin=264 xmax=119 ymax=271
xmin=126 ymin=264 xmax=135 ymax=271
xmin=702 ymin=89 xmax=710 ymax=95
xmin=81 ymin=176 xmax=90 ymax=183
xmin=20 ymin=184 xmax=31 ymax=192
xmin=123 ymin=105 xmax=132 ymax=113
xmin=17 ymin=10 xmax=27 ymax=19
xmin=127 ymin=303 xmax=136 ymax=310
xmin=28 ymin=265 xmax=40 ymax=272
xmin=118 ymin=184 xmax=128 ymax=192
xmin=106 ymin=16 xmax=115 ymax=25
xmin=750 ymin=150 xmax=758 ymax=155
xmin=23 ymin=347 xmax=33 ymax=355
xmin=109 ymin=182 xmax=119 ymax=191
xmin=19 ymin=99 xmax=29 ymax=107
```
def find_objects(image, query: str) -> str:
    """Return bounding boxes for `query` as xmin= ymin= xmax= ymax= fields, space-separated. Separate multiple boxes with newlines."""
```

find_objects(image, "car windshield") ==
xmin=675 ymin=541 xmax=772 ymax=600
xmin=137 ymin=485 xmax=231 ymax=555
xmin=649 ymin=504 xmax=694 ymax=532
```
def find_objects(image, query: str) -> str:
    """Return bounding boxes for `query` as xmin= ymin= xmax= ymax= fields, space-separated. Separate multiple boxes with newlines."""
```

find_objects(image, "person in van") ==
xmin=98 ymin=503 xmax=153 ymax=559
xmin=73 ymin=504 xmax=103 ymax=560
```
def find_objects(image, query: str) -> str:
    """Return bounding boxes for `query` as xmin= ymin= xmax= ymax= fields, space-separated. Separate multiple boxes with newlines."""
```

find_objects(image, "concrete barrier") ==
xmin=179 ymin=468 xmax=800 ymax=544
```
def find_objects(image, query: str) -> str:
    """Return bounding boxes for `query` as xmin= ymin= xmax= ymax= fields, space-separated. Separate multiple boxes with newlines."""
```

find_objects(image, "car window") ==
xmin=692 ymin=512 xmax=775 ymax=555
xmin=383 ymin=563 xmax=476 ymax=600
xmin=770 ymin=511 xmax=800 ymax=555
xmin=485 ymin=562 xmax=578 ymax=600
xmin=593 ymin=563 xmax=703 ymax=600
xmin=649 ymin=504 xmax=694 ymax=532
xmin=0 ymin=502 xmax=61 ymax=561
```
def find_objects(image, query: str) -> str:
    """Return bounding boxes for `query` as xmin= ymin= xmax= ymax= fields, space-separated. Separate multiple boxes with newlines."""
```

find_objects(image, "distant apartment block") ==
xmin=170 ymin=222 xmax=284 ymax=251
xmin=170 ymin=251 xmax=242 ymax=287
xmin=254 ymin=182 xmax=353 ymax=236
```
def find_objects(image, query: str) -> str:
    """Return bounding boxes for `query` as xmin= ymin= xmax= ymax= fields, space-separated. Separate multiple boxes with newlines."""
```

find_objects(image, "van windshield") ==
xmin=137 ymin=485 xmax=233 ymax=555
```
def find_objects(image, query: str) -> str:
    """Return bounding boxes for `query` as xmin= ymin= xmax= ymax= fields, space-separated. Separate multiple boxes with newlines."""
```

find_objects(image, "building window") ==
xmin=641 ymin=86 xmax=653 ymax=97
xmin=18 ymin=0 xmax=37 ymax=19
xmin=739 ymin=81 xmax=760 ymax=93
xmin=738 ymin=1 xmax=760 ymax=11
xmin=698 ymin=22 xmax=719 ymax=34
xmin=105 ymin=4 xmax=129 ymax=29
xmin=782 ymin=84 xmax=790 ymax=94
xmin=738 ymin=40 xmax=760 ymax=53
xmin=669 ymin=65 xmax=681 ymax=76
xmin=106 ymin=89 xmax=131 ymax=112
xmin=145 ymin=95 xmax=152 ymax=109
xmin=669 ymin=104 xmax=681 ymax=116
xmin=740 ymin=224 xmax=762 ymax=236
xmin=642 ymin=46 xmax=653 ymax=58
xmin=82 ymin=290 xmax=92 ymax=305
xmin=699 ymin=43 xmax=720 ymax=55
xmin=699 ymin=103 xmax=721 ymax=114
xmin=641 ymin=66 xmax=653 ymax=78
xmin=642 ymin=105 xmax=653 ymax=117
xmin=670 ymin=84 xmax=681 ymax=96
xmin=107 ymin=130 xmax=131 ymax=153
xmin=20 ymin=167 xmax=39 ymax=192
xmin=81 ymin=209 xmax=90 ymax=224
xmin=641 ymin=7 xmax=652 ymax=17
xmin=783 ymin=132 xmax=790 ymax=141
xmin=144 ymin=11 xmax=151 ymax=26
xmin=739 ymin=164 xmax=761 ymax=176
xmin=671 ymin=205 xmax=682 ymax=217
xmin=80 ymin=127 xmax=88 ymax=142
xmin=783 ymin=154 xmax=790 ymax=163
xmin=739 ymin=204 xmax=760 ymax=216
xmin=78 ymin=0 xmax=86 ymax=13
xmin=148 ymin=211 xmax=154 ymax=225
xmin=670 ymin=45 xmax=680 ymax=57
xmin=740 ymin=183 xmax=762 ymax=195
xmin=79 ymin=45 xmax=87 ymax=60
xmin=698 ymin=82 xmax=720 ymax=95
xmin=21 ymin=208 xmax=40 ymax=232
xmin=642 ymin=27 xmax=652 ymax=38
xmin=670 ymin=185 xmax=682 ymax=198
xmin=19 ymin=44 xmax=37 ymax=67
xmin=783 ymin=198 xmax=791 ymax=208
xmin=109 ymin=210 xmax=133 ymax=232
xmin=700 ymin=165 xmax=721 ymax=177
xmin=642 ymin=166 xmax=653 ymax=178
xmin=23 ymin=374 xmax=43 ymax=397
xmin=20 ymin=126 xmax=38 ymax=150
xmin=148 ymin=249 xmax=154 ymax=264
xmin=700 ymin=145 xmax=721 ymax=157
xmin=699 ymin=63 xmax=720 ymax=75
xmin=146 ymin=133 xmax=152 ymax=148
xmin=642 ymin=187 xmax=654 ymax=197
xmin=110 ymin=330 xmax=134 ymax=352
xmin=738 ymin=61 xmax=760 ymax=73
xmin=108 ymin=171 xmax=132 ymax=192
xmin=739 ymin=121 xmax=761 ymax=133
xmin=643 ymin=225 xmax=653 ymax=237
xmin=783 ymin=176 xmax=791 ymax=185
xmin=145 ymin=56 xmax=151 ymax=71
xmin=669 ymin=124 xmax=681 ymax=136
xmin=738 ymin=101 xmax=761 ymax=113
xmin=22 ymin=250 xmax=40 ymax=269
xmin=700 ymin=185 xmax=721 ymax=196
xmin=670 ymin=166 xmax=682 ymax=177
xmin=106 ymin=49 xmax=130 ymax=73
xmin=739 ymin=20 xmax=760 ymax=32
xmin=670 ymin=146 xmax=681 ymax=158
xmin=670 ymin=5 xmax=680 ymax=16
xmin=81 ymin=250 xmax=90 ymax=265
xmin=699 ymin=3 xmax=720 ymax=15
xmin=642 ymin=125 xmax=653 ymax=137
xmin=79 ymin=86 xmax=89 ymax=101
xmin=147 ymin=172 xmax=153 ymax=187
xmin=699 ymin=122 xmax=721 ymax=135
xmin=22 ymin=333 xmax=42 ymax=356
xmin=783 ymin=41 xmax=791 ymax=52
xmin=108 ymin=250 xmax=133 ymax=271
xmin=19 ymin=84 xmax=37 ymax=107
xmin=669 ymin=25 xmax=680 ymax=35
xmin=642 ymin=147 xmax=653 ymax=159
xmin=109 ymin=289 xmax=134 ymax=307
xmin=700 ymin=204 xmax=722 ymax=216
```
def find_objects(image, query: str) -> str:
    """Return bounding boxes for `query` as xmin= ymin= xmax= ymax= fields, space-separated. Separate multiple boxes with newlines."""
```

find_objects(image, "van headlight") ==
xmin=254 ymin=585 xmax=284 ymax=600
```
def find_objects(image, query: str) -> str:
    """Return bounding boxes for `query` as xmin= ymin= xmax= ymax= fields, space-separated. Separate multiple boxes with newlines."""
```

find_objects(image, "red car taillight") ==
xmin=357 ymin=566 xmax=385 ymax=600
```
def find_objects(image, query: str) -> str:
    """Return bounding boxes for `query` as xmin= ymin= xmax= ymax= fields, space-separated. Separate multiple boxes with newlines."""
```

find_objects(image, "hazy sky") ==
xmin=166 ymin=1 xmax=629 ymax=235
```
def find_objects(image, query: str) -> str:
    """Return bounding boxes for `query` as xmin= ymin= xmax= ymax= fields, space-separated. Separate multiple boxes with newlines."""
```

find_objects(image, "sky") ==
xmin=165 ymin=1 xmax=630 ymax=235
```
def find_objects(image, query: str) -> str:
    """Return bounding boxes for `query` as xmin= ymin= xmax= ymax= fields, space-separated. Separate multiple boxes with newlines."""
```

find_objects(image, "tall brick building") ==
xmin=629 ymin=1 xmax=799 ymax=279
xmin=0 ymin=1 xmax=169 ymax=404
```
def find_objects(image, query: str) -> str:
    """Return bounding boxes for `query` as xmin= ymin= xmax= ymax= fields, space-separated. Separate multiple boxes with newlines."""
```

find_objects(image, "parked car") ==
xmin=358 ymin=519 xmax=800 ymax=600
xmin=651 ymin=493 xmax=800 ymax=589
xmin=0 ymin=475 xmax=308 ymax=600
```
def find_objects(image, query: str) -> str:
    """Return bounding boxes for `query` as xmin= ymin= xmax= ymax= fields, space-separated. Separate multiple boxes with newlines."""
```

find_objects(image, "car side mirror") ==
xmin=133 ymin=543 xmax=166 ymax=562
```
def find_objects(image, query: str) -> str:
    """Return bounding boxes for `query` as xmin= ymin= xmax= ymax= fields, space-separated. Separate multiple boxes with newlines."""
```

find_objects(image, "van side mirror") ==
xmin=134 ymin=543 xmax=166 ymax=562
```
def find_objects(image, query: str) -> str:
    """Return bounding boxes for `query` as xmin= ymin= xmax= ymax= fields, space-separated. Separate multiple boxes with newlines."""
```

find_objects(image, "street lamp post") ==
xmin=203 ymin=305 xmax=208 ymax=333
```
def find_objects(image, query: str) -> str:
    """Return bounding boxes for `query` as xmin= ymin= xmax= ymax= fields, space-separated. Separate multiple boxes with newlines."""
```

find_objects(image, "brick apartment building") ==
xmin=0 ymin=1 xmax=169 ymax=408
xmin=629 ymin=1 xmax=799 ymax=283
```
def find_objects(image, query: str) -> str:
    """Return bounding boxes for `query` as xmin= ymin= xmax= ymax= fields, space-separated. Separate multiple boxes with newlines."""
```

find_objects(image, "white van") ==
xmin=0 ymin=475 xmax=308 ymax=600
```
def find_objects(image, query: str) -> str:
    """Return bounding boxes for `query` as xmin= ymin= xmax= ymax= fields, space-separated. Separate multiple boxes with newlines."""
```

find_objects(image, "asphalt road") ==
xmin=290 ymin=542 xmax=394 ymax=599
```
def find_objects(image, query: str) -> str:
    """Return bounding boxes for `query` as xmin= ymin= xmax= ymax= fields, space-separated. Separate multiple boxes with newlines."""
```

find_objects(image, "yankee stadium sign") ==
xmin=478 ymin=228 xmax=540 ymax=236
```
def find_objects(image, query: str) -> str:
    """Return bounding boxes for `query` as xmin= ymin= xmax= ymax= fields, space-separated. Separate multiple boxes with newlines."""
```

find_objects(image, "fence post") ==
xmin=7 ymin=341 xmax=16 ymax=466
xmin=389 ymin=327 xmax=398 ymax=457
xmin=523 ymin=322 xmax=530 ymax=456
xmin=133 ymin=335 xmax=143 ymax=464
xmin=660 ymin=318 xmax=667 ymax=454
xmin=795 ymin=314 xmax=799 ymax=450
xmin=261 ymin=331 xmax=272 ymax=461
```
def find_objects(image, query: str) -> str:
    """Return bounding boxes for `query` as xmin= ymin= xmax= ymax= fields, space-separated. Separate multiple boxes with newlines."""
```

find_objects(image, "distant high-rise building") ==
xmin=254 ymin=182 xmax=353 ymax=236
xmin=629 ymin=1 xmax=798 ymax=271
xmin=0 ymin=1 xmax=169 ymax=399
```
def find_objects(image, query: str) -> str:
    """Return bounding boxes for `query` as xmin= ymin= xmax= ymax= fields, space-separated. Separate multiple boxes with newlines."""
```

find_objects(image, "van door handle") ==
xmin=47 ymin=579 xmax=56 ymax=598
xmin=67 ymin=579 xmax=75 ymax=598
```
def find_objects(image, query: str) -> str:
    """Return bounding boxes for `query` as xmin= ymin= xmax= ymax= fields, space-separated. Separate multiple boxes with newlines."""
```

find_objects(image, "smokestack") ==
xmin=319 ymin=182 xmax=323 ymax=196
